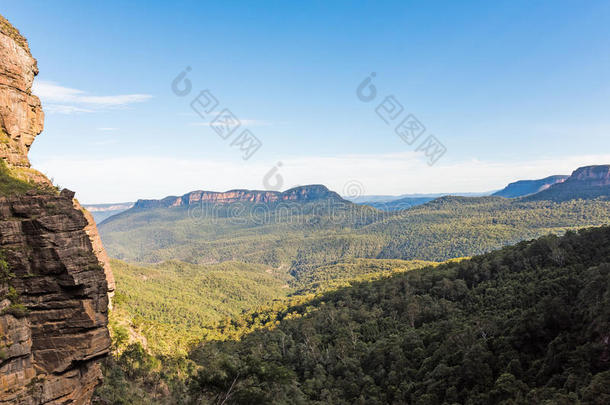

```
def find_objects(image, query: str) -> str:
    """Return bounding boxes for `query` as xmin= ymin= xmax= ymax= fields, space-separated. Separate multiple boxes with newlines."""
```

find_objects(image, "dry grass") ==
xmin=0 ymin=160 xmax=56 ymax=196
xmin=0 ymin=14 xmax=30 ymax=53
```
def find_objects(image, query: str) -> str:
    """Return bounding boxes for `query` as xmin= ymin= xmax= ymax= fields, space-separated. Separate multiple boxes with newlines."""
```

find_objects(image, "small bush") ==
xmin=0 ymin=257 xmax=13 ymax=283
xmin=2 ymin=303 xmax=28 ymax=318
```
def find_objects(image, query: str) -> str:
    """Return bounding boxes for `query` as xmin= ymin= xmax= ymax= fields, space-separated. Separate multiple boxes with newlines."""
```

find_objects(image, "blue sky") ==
xmin=2 ymin=0 xmax=609 ymax=202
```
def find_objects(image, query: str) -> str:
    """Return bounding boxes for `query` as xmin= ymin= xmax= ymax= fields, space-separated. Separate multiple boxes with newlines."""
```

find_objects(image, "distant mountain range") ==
xmin=89 ymin=164 xmax=610 ymax=223
xmin=347 ymin=192 xmax=493 ymax=203
xmin=362 ymin=164 xmax=610 ymax=210
xmin=347 ymin=192 xmax=492 ymax=209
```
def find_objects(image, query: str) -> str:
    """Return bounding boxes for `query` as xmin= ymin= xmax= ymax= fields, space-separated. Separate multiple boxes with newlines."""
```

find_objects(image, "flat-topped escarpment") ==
xmin=133 ymin=185 xmax=344 ymax=209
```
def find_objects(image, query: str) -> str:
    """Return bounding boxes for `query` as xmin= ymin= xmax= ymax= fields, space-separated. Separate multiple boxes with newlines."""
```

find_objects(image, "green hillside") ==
xmin=108 ymin=259 xmax=290 ymax=354
xmin=291 ymin=258 xmax=438 ymax=294
xmin=371 ymin=197 xmax=610 ymax=260
xmin=108 ymin=257 xmax=436 ymax=355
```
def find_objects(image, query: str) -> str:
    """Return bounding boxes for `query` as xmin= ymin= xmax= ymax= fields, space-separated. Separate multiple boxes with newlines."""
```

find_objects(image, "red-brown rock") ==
xmin=0 ymin=15 xmax=44 ymax=168
xmin=0 ymin=194 xmax=111 ymax=405
xmin=0 ymin=14 xmax=113 ymax=405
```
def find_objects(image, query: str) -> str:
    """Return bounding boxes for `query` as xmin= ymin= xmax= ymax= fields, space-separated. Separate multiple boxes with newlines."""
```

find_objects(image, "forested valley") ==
xmin=96 ymin=226 xmax=610 ymax=404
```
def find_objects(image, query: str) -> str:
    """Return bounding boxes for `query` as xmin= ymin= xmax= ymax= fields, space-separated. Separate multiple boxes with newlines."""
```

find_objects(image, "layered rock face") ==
xmin=0 ymin=15 xmax=113 ymax=405
xmin=0 ymin=15 xmax=44 ymax=168
xmin=134 ymin=185 xmax=344 ymax=209
xmin=0 ymin=191 xmax=110 ymax=404
xmin=566 ymin=165 xmax=610 ymax=186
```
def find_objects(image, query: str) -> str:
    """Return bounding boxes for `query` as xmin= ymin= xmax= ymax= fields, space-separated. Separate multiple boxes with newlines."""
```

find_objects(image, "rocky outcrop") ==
xmin=565 ymin=165 xmax=610 ymax=186
xmin=0 ymin=15 xmax=44 ymax=168
xmin=0 ymin=14 xmax=113 ymax=404
xmin=133 ymin=185 xmax=344 ymax=209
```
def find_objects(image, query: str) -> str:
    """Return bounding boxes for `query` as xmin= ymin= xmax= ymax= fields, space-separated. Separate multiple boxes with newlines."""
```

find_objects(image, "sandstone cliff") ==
xmin=0 ymin=15 xmax=43 ymax=168
xmin=565 ymin=165 xmax=610 ymax=186
xmin=0 ymin=14 xmax=113 ymax=404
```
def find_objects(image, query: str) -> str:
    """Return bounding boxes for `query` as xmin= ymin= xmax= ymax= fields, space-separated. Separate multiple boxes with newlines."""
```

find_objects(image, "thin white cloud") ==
xmin=45 ymin=104 xmax=94 ymax=114
xmin=31 ymin=152 xmax=610 ymax=204
xmin=190 ymin=119 xmax=272 ymax=127
xmin=32 ymin=80 xmax=152 ymax=114
xmin=97 ymin=127 xmax=118 ymax=131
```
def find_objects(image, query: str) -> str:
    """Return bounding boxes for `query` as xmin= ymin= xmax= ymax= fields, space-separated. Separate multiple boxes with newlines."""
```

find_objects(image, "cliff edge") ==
xmin=524 ymin=165 xmax=610 ymax=202
xmin=0 ymin=14 xmax=114 ymax=404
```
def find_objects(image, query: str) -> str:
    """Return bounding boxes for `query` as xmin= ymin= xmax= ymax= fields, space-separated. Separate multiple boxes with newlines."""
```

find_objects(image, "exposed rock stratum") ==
xmin=0 ymin=14 xmax=114 ymax=404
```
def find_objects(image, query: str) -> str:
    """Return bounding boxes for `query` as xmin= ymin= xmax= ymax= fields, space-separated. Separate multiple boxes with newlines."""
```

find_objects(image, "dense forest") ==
xmin=107 ymin=257 xmax=437 ymax=355
xmin=108 ymin=259 xmax=291 ymax=354
xmin=96 ymin=226 xmax=610 ymax=404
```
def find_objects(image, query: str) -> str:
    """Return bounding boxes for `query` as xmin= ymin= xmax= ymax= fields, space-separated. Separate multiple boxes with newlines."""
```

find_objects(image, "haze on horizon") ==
xmin=2 ymin=0 xmax=609 ymax=203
